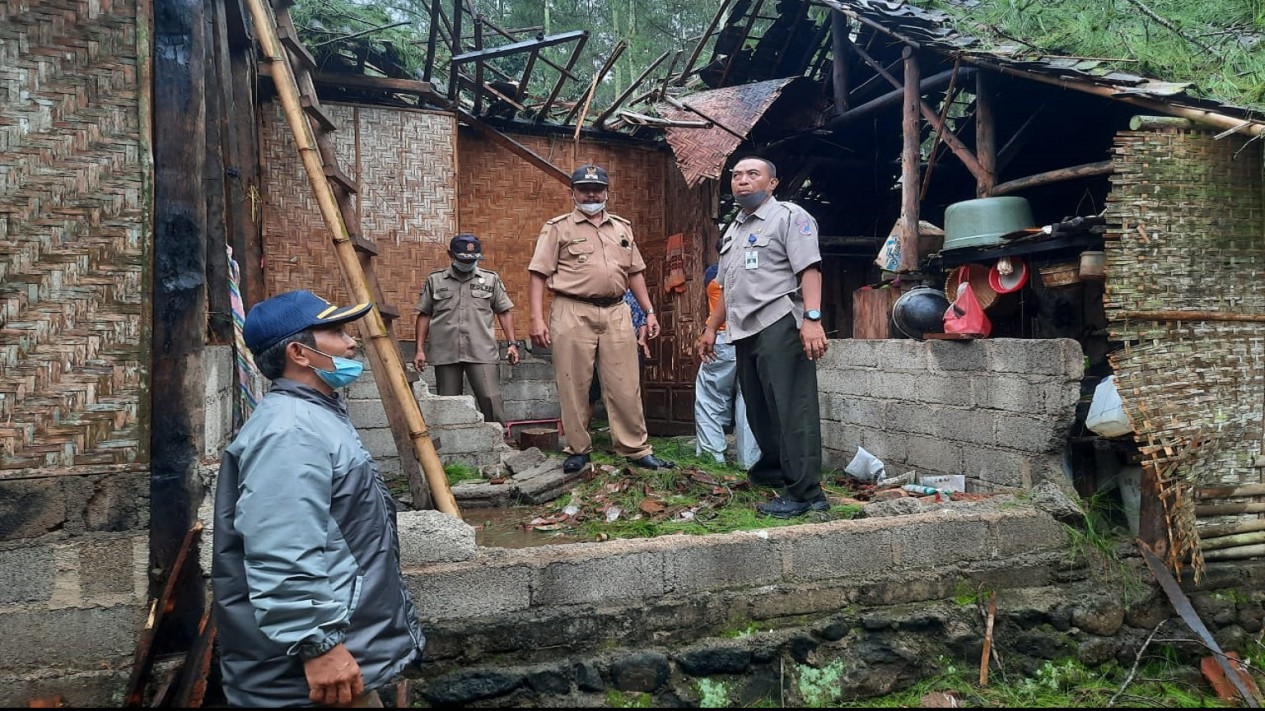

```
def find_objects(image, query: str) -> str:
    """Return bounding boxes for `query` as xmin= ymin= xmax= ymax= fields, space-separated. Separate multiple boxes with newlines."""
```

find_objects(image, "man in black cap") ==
xmin=527 ymin=164 xmax=674 ymax=473
xmin=413 ymin=233 xmax=520 ymax=424
xmin=213 ymin=290 xmax=425 ymax=707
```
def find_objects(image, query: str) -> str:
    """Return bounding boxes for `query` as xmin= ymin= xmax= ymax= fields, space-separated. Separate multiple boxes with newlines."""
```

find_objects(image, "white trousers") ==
xmin=694 ymin=330 xmax=761 ymax=469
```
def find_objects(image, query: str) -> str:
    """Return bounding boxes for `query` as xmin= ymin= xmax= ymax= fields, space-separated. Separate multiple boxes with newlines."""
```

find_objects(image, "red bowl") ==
xmin=988 ymin=257 xmax=1029 ymax=294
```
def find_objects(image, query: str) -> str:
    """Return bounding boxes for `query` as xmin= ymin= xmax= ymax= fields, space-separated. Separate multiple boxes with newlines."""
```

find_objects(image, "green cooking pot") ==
xmin=943 ymin=196 xmax=1034 ymax=251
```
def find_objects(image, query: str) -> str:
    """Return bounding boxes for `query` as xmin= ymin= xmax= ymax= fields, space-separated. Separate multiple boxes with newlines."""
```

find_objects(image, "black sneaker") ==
xmin=563 ymin=453 xmax=591 ymax=473
xmin=628 ymin=454 xmax=675 ymax=470
xmin=756 ymin=492 xmax=830 ymax=519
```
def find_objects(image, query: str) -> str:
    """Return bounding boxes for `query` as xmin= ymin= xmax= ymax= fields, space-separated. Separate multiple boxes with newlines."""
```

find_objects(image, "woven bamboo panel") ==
xmin=0 ymin=0 xmax=148 ymax=475
xmin=1104 ymin=129 xmax=1265 ymax=575
xmin=259 ymin=102 xmax=457 ymax=341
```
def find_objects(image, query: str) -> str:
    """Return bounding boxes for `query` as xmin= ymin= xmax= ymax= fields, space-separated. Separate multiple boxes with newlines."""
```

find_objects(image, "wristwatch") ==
xmin=805 ymin=309 xmax=822 ymax=321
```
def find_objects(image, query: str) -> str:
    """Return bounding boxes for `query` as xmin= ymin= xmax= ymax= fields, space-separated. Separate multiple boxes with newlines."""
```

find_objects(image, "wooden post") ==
xmin=975 ymin=70 xmax=996 ymax=197
xmin=829 ymin=9 xmax=850 ymax=114
xmin=899 ymin=46 xmax=920 ymax=272
xmin=151 ymin=0 xmax=208 ymax=647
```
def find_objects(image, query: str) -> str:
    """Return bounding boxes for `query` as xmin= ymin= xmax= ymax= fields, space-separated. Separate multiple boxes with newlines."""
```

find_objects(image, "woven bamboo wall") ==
xmin=259 ymin=102 xmax=458 ymax=341
xmin=1104 ymin=129 xmax=1265 ymax=573
xmin=0 ymin=0 xmax=149 ymax=475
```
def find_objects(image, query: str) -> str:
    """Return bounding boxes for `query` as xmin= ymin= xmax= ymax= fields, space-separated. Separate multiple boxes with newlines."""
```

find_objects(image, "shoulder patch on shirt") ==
xmin=795 ymin=215 xmax=814 ymax=236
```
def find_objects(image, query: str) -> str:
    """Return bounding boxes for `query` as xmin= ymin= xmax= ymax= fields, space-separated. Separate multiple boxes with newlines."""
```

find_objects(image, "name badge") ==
xmin=745 ymin=251 xmax=759 ymax=270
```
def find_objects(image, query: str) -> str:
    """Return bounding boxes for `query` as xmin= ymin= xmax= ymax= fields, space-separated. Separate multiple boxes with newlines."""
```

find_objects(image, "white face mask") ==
xmin=576 ymin=200 xmax=606 ymax=216
xmin=452 ymin=259 xmax=477 ymax=272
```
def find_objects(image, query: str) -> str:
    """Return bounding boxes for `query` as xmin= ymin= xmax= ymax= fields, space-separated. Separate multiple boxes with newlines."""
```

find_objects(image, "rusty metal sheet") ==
xmin=655 ymin=77 xmax=799 ymax=188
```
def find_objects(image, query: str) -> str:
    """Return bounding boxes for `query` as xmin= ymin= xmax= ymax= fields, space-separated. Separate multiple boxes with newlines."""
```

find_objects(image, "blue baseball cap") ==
xmin=243 ymin=290 xmax=373 ymax=356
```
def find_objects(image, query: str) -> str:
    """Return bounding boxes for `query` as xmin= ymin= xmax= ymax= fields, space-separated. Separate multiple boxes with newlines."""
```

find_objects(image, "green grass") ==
xmin=443 ymin=461 xmax=482 ymax=485
xmin=521 ymin=427 xmax=864 ymax=542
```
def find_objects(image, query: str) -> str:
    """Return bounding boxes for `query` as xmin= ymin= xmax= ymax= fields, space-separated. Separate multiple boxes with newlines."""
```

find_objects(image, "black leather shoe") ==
xmin=562 ymin=453 xmax=591 ymax=473
xmin=628 ymin=454 xmax=675 ymax=470
xmin=755 ymin=491 xmax=830 ymax=519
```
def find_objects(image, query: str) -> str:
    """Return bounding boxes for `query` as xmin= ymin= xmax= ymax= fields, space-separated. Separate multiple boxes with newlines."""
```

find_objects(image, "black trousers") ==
xmin=735 ymin=313 xmax=823 ymax=502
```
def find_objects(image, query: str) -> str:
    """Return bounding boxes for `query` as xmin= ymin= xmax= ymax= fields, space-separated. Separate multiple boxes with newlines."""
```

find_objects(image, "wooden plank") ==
xmin=324 ymin=162 xmax=358 ymax=194
xmin=301 ymin=95 xmax=337 ymax=132
xmin=851 ymin=287 xmax=902 ymax=339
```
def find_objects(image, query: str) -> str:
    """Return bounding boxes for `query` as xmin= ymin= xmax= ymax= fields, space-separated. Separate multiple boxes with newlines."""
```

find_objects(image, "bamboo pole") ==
xmin=1195 ymin=502 xmax=1265 ymax=517
xmin=1121 ymin=310 xmax=1265 ymax=323
xmin=1203 ymin=544 xmax=1265 ymax=561
xmin=1198 ymin=483 xmax=1265 ymax=499
xmin=1200 ymin=530 xmax=1265 ymax=551
xmin=1197 ymin=518 xmax=1265 ymax=539
xmin=1130 ymin=115 xmax=1197 ymax=131
xmin=244 ymin=0 xmax=460 ymax=516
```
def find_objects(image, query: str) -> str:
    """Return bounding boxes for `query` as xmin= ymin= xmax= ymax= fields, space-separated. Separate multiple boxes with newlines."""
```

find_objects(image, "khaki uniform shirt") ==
xmin=414 ymin=265 xmax=513 ymax=365
xmin=717 ymin=197 xmax=821 ymax=341
xmin=527 ymin=209 xmax=647 ymax=298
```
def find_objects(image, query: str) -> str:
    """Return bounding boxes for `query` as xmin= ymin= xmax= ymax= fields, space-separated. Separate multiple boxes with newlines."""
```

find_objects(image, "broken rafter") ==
xmin=565 ymin=40 xmax=625 ymax=126
xmin=455 ymin=107 xmax=571 ymax=185
xmin=616 ymin=110 xmax=710 ymax=128
xmin=451 ymin=29 xmax=586 ymax=66
xmin=535 ymin=33 xmax=589 ymax=122
xmin=849 ymin=40 xmax=986 ymax=182
xmin=676 ymin=0 xmax=733 ymax=87
xmin=595 ymin=49 xmax=672 ymax=130
xmin=991 ymin=159 xmax=1113 ymax=196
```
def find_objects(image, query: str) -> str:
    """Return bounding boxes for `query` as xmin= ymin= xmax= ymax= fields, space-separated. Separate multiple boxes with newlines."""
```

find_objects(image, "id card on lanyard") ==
xmin=745 ymin=233 xmax=758 ymax=270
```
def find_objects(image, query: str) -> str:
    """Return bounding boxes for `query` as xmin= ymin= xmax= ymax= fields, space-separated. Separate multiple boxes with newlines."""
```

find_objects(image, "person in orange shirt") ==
xmin=695 ymin=263 xmax=760 ymax=469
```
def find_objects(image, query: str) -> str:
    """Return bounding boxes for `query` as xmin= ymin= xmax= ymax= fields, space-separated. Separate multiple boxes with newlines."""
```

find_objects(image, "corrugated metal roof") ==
xmin=655 ymin=77 xmax=800 ymax=189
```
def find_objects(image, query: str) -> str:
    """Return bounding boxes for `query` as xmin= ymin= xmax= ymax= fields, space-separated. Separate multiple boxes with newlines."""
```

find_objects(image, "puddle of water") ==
xmin=461 ymin=506 xmax=591 ymax=549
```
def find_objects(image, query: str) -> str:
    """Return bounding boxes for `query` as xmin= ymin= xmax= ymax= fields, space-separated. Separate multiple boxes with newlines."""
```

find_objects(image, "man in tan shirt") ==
xmin=414 ymin=233 xmax=520 ymax=424
xmin=528 ymin=164 xmax=674 ymax=474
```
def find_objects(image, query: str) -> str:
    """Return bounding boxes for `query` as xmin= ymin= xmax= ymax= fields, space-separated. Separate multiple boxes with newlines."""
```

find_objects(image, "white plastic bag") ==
xmin=1086 ymin=375 xmax=1133 ymax=438
xmin=845 ymin=446 xmax=885 ymax=482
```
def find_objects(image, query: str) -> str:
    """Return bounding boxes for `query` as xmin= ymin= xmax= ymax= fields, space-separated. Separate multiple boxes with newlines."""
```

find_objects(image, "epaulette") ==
xmin=426 ymin=267 xmax=448 ymax=278
xmin=545 ymin=214 xmax=569 ymax=225
xmin=609 ymin=213 xmax=632 ymax=225
xmin=476 ymin=266 xmax=501 ymax=278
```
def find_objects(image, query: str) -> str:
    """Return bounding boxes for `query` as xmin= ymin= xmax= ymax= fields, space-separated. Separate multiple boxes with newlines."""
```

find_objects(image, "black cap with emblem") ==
xmin=570 ymin=164 xmax=609 ymax=187
xmin=449 ymin=233 xmax=484 ymax=261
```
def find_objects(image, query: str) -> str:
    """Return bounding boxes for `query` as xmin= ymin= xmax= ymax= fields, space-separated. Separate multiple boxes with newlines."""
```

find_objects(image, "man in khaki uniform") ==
xmin=414 ymin=233 xmax=520 ymax=424
xmin=528 ymin=164 xmax=674 ymax=474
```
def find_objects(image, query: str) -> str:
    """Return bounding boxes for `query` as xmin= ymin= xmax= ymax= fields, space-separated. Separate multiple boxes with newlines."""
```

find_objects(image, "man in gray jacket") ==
xmin=212 ymin=290 xmax=425 ymax=707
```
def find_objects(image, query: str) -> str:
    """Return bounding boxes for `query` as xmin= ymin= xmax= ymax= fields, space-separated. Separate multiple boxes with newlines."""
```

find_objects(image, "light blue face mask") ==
xmin=300 ymin=343 xmax=364 ymax=388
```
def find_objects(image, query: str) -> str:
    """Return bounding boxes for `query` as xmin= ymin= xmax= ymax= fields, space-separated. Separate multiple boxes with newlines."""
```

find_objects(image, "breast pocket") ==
xmin=566 ymin=240 xmax=595 ymax=267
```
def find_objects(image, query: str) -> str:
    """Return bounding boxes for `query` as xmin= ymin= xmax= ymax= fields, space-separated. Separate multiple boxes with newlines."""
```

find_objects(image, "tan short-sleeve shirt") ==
xmin=527 ymin=209 xmax=647 ymax=298
xmin=717 ymin=197 xmax=821 ymax=341
xmin=414 ymin=265 xmax=513 ymax=365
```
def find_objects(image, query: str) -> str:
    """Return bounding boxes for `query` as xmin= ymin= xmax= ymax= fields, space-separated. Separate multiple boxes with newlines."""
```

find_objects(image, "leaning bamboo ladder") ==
xmin=244 ymin=0 xmax=459 ymax=516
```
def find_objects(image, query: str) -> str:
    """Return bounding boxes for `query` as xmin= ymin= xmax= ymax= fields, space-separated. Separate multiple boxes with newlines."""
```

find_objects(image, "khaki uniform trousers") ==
xmin=434 ymin=362 xmax=506 ymax=425
xmin=550 ymin=295 xmax=651 ymax=458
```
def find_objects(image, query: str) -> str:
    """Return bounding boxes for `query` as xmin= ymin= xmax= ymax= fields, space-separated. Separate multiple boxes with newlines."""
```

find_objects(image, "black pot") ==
xmin=891 ymin=286 xmax=950 ymax=340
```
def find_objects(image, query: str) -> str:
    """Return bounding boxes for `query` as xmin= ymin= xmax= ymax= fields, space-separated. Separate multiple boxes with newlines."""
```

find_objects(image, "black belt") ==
xmin=556 ymin=292 xmax=623 ymax=308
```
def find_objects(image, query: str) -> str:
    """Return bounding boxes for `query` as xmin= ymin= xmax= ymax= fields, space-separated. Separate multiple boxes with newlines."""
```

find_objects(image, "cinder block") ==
xmin=927 ymin=340 xmax=986 ymax=371
xmin=819 ymin=368 xmax=870 ymax=396
xmin=830 ymin=339 xmax=881 ymax=369
xmin=891 ymin=515 xmax=991 ymax=569
xmin=405 ymin=562 xmax=533 ymax=620
xmin=0 ymin=546 xmax=55 ymax=604
xmin=781 ymin=525 xmax=896 ymax=581
xmin=347 ymin=399 xmax=391 ymax=429
xmin=902 ymin=434 xmax=963 ymax=475
xmin=0 ymin=606 xmax=144 ymax=671
xmin=665 ymin=534 xmax=782 ymax=592
xmin=874 ymin=341 xmax=932 ymax=372
xmin=79 ymin=538 xmax=141 ymax=598
xmin=992 ymin=510 xmax=1072 ymax=557
xmin=995 ymin=414 xmax=1068 ymax=454
xmin=0 ymin=478 xmax=67 ymax=542
xmin=418 ymin=395 xmax=485 ymax=425
xmin=882 ymin=401 xmax=940 ymax=437
xmin=973 ymin=375 xmax=1040 ymax=413
xmin=534 ymin=551 xmax=667 ymax=605
xmin=972 ymin=449 xmax=1033 ymax=489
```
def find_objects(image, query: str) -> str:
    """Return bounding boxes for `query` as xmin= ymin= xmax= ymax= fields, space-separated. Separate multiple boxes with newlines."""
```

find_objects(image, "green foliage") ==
xmin=919 ymin=0 xmax=1265 ymax=111
xmin=796 ymin=658 xmax=848 ymax=707
xmin=696 ymin=677 xmax=731 ymax=708
xmin=952 ymin=579 xmax=980 ymax=606
xmin=444 ymin=461 xmax=482 ymax=485
xmin=290 ymin=0 xmax=428 ymax=77
xmin=605 ymin=689 xmax=654 ymax=708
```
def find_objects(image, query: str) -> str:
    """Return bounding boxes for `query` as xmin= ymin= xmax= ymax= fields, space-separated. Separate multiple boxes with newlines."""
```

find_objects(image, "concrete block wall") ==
xmin=817 ymin=338 xmax=1084 ymax=491
xmin=405 ymin=342 xmax=563 ymax=425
